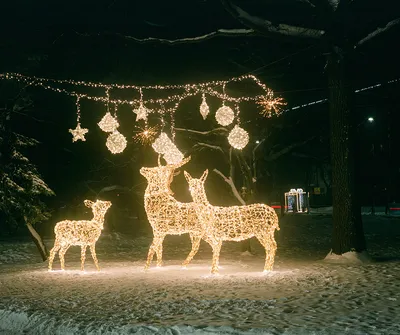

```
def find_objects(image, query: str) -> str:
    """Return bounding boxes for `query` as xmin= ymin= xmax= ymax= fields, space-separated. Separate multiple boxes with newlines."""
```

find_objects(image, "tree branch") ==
xmin=356 ymin=18 xmax=400 ymax=47
xmin=213 ymin=168 xmax=246 ymax=205
xmin=175 ymin=127 xmax=228 ymax=135
xmin=221 ymin=0 xmax=325 ymax=39
xmin=252 ymin=138 xmax=265 ymax=180
xmin=192 ymin=142 xmax=225 ymax=155
xmin=73 ymin=29 xmax=258 ymax=45
xmin=297 ymin=0 xmax=316 ymax=7
xmin=266 ymin=137 xmax=316 ymax=162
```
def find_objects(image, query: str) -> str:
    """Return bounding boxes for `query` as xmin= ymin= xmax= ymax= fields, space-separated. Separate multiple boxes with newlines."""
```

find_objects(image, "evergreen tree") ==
xmin=0 ymin=100 xmax=54 ymax=261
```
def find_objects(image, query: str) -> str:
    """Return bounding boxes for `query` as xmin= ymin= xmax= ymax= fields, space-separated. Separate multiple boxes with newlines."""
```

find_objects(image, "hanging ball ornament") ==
xmin=106 ymin=130 xmax=127 ymax=154
xmin=215 ymin=105 xmax=235 ymax=126
xmin=200 ymin=94 xmax=210 ymax=120
xmin=98 ymin=112 xmax=119 ymax=132
xmin=228 ymin=125 xmax=249 ymax=150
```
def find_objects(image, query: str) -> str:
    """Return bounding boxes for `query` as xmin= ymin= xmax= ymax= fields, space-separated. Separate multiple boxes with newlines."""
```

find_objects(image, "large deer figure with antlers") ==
xmin=140 ymin=156 xmax=206 ymax=270
xmin=185 ymin=170 xmax=280 ymax=274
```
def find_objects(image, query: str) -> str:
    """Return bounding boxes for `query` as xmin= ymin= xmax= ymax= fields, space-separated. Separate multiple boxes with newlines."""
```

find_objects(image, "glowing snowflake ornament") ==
xmin=98 ymin=112 xmax=119 ymax=132
xmin=228 ymin=125 xmax=249 ymax=150
xmin=200 ymin=94 xmax=210 ymax=120
xmin=152 ymin=132 xmax=184 ymax=165
xmin=215 ymin=105 xmax=234 ymax=126
xmin=69 ymin=123 xmax=88 ymax=142
xmin=133 ymin=104 xmax=149 ymax=122
xmin=106 ymin=130 xmax=127 ymax=154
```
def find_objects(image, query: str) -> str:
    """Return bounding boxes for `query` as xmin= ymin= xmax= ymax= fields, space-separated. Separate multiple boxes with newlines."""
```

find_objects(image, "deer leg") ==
xmin=89 ymin=244 xmax=100 ymax=271
xmin=145 ymin=237 xmax=158 ymax=270
xmin=48 ymin=240 xmax=61 ymax=270
xmin=182 ymin=234 xmax=202 ymax=267
xmin=210 ymin=240 xmax=222 ymax=274
xmin=59 ymin=245 xmax=70 ymax=270
xmin=155 ymin=235 xmax=165 ymax=267
xmin=80 ymin=245 xmax=87 ymax=271
xmin=256 ymin=232 xmax=277 ymax=272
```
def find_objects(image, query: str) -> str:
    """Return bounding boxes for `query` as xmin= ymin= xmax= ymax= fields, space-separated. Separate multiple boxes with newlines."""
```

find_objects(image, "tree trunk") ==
xmin=26 ymin=220 xmax=49 ymax=261
xmin=327 ymin=48 xmax=366 ymax=254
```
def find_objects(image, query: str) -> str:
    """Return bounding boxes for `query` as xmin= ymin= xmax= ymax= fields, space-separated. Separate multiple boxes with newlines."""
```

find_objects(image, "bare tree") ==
xmin=71 ymin=0 xmax=399 ymax=256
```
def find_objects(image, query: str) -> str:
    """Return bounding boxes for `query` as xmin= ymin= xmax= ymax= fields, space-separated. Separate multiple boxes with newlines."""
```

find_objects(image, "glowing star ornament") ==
xmin=184 ymin=170 xmax=280 ymax=274
xmin=200 ymin=94 xmax=210 ymax=120
xmin=98 ymin=112 xmax=119 ymax=132
xmin=140 ymin=156 xmax=206 ymax=270
xmin=48 ymin=199 xmax=112 ymax=271
xmin=215 ymin=105 xmax=235 ymax=126
xmin=106 ymin=130 xmax=127 ymax=154
xmin=152 ymin=132 xmax=184 ymax=165
xmin=133 ymin=104 xmax=149 ymax=121
xmin=228 ymin=125 xmax=249 ymax=150
xmin=69 ymin=123 xmax=88 ymax=142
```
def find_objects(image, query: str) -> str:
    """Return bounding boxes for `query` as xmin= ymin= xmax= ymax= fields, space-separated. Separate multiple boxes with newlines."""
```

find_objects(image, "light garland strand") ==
xmin=0 ymin=72 xmax=272 ymax=92
xmin=0 ymin=72 xmax=277 ymax=107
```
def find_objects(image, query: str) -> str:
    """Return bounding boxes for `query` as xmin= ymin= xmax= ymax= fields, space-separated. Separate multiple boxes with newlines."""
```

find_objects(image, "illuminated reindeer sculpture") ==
xmin=140 ymin=156 xmax=206 ymax=270
xmin=48 ymin=199 xmax=112 ymax=271
xmin=184 ymin=170 xmax=280 ymax=274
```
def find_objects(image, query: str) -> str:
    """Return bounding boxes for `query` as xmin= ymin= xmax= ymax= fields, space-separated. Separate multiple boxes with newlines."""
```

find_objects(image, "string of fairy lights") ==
xmin=0 ymin=72 xmax=285 ymax=162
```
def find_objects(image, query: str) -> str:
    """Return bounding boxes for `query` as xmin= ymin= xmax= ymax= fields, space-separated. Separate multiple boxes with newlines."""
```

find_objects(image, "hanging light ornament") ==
xmin=69 ymin=96 xmax=88 ymax=142
xmin=215 ymin=105 xmax=235 ymax=126
xmin=199 ymin=94 xmax=210 ymax=120
xmin=228 ymin=125 xmax=249 ymax=150
xmin=106 ymin=130 xmax=127 ymax=154
xmin=133 ymin=88 xmax=149 ymax=121
xmin=98 ymin=112 xmax=119 ymax=132
xmin=152 ymin=132 xmax=183 ymax=165
xmin=69 ymin=123 xmax=88 ymax=142
xmin=133 ymin=103 xmax=149 ymax=122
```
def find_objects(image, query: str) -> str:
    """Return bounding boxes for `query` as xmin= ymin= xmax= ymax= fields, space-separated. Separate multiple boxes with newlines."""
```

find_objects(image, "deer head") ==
xmin=140 ymin=156 xmax=191 ymax=182
xmin=184 ymin=169 xmax=209 ymax=204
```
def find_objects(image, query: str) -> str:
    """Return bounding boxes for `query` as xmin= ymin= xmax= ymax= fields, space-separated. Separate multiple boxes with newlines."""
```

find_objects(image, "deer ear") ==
xmin=184 ymin=170 xmax=192 ymax=182
xmin=200 ymin=169 xmax=208 ymax=182
xmin=84 ymin=200 xmax=93 ymax=208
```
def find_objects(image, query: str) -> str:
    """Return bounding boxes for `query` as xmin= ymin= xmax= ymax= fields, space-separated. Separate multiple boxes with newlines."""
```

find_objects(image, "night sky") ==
xmin=1 ymin=0 xmax=400 ymax=220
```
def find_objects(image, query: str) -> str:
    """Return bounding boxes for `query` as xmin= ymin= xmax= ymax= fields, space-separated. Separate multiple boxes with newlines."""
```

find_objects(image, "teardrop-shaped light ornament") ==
xmin=200 ymin=94 xmax=210 ymax=120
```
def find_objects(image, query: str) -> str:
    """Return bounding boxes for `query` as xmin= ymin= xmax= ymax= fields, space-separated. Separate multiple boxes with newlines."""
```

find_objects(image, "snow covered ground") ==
xmin=1 ymin=215 xmax=400 ymax=334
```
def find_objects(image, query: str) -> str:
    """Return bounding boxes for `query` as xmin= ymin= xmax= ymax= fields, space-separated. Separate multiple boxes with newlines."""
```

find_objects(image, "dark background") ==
xmin=1 ymin=0 xmax=399 ymax=232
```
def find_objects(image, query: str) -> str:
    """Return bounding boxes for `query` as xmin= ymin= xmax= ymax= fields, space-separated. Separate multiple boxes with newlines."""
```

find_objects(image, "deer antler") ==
xmin=168 ymin=156 xmax=191 ymax=169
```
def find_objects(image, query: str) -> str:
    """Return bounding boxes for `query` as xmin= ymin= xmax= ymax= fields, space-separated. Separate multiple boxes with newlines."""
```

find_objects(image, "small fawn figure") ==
xmin=184 ymin=170 xmax=280 ymax=274
xmin=48 ymin=199 xmax=112 ymax=271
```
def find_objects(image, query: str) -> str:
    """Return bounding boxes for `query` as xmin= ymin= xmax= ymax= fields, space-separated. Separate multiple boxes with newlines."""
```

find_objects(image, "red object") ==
xmin=389 ymin=207 xmax=400 ymax=211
